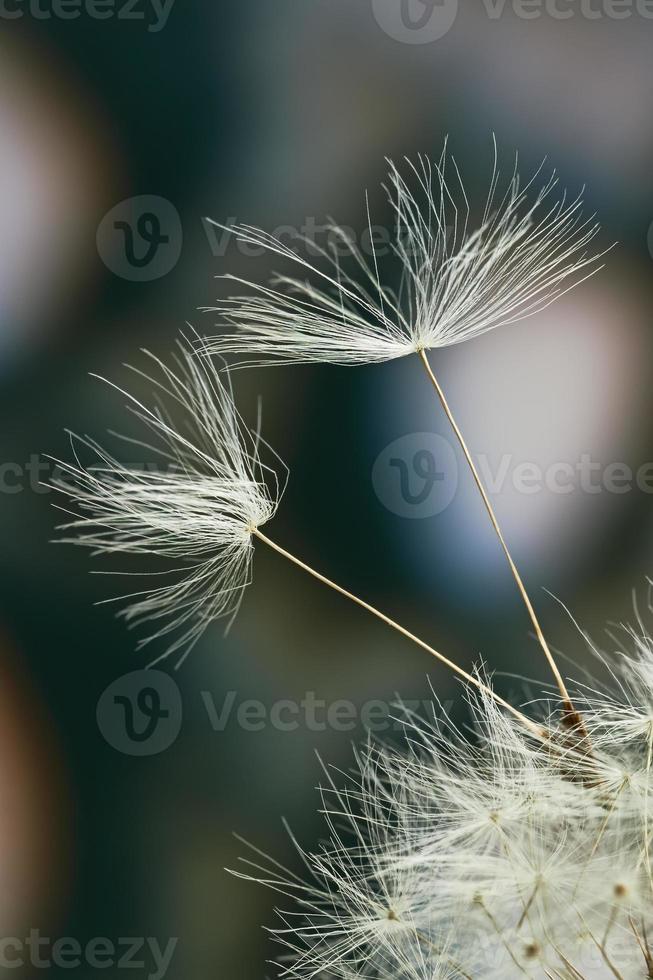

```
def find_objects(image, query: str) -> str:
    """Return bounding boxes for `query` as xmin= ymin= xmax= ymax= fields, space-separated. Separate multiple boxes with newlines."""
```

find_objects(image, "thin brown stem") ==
xmin=572 ymin=778 xmax=626 ymax=901
xmin=577 ymin=914 xmax=624 ymax=980
xmin=253 ymin=528 xmax=545 ymax=739
xmin=418 ymin=349 xmax=582 ymax=728
xmin=644 ymin=725 xmax=653 ymax=895
xmin=629 ymin=917 xmax=653 ymax=978
xmin=476 ymin=897 xmax=532 ymax=977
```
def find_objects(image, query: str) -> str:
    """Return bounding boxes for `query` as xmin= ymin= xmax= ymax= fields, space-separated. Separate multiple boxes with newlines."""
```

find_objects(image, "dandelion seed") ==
xmin=206 ymin=139 xmax=605 ymax=368
xmin=50 ymin=333 xmax=283 ymax=664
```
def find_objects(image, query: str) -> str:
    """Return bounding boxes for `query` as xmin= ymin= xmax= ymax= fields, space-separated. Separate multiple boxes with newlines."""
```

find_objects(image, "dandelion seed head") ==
xmin=236 ymin=622 xmax=653 ymax=978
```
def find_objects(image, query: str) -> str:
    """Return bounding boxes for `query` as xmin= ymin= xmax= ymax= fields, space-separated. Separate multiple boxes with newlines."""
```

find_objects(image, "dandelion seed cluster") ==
xmin=236 ymin=637 xmax=653 ymax=978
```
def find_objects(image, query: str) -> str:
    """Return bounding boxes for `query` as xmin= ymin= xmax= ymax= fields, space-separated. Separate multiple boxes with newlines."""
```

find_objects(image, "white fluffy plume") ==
xmin=234 ymin=629 xmax=653 ymax=978
xmin=51 ymin=334 xmax=283 ymax=663
xmin=205 ymin=140 xmax=607 ymax=367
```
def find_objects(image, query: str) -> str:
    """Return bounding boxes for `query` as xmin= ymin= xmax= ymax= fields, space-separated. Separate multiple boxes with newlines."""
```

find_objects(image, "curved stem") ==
xmin=253 ymin=528 xmax=545 ymax=740
xmin=418 ymin=349 xmax=582 ymax=727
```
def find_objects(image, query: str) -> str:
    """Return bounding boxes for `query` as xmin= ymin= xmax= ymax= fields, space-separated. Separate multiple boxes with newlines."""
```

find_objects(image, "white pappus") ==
xmin=205 ymin=139 xmax=607 ymax=368
xmin=50 ymin=334 xmax=283 ymax=664
xmin=234 ymin=634 xmax=653 ymax=979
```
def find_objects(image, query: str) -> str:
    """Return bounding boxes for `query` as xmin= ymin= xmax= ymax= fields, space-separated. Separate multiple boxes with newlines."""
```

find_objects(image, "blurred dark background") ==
xmin=1 ymin=1 xmax=653 ymax=976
